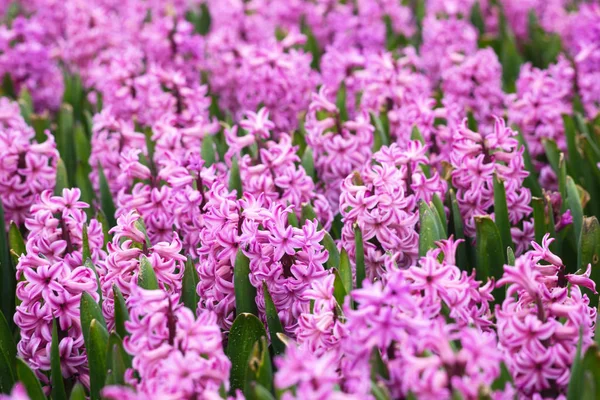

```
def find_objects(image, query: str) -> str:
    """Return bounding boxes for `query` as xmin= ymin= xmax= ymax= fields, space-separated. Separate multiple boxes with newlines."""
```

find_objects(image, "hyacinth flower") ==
xmin=14 ymin=188 xmax=105 ymax=387
xmin=98 ymin=211 xmax=185 ymax=329
xmin=507 ymin=55 xmax=574 ymax=163
xmin=283 ymin=238 xmax=507 ymax=399
xmin=207 ymin=36 xmax=317 ymax=131
xmin=563 ymin=4 xmax=600 ymax=118
xmin=102 ymin=285 xmax=231 ymax=399
xmin=0 ymin=16 xmax=64 ymax=112
xmin=449 ymin=116 xmax=533 ymax=252
xmin=224 ymin=108 xmax=332 ymax=228
xmin=496 ymin=234 xmax=597 ymax=397
xmin=304 ymin=86 xmax=373 ymax=209
xmin=441 ymin=48 xmax=506 ymax=134
xmin=339 ymin=140 xmax=446 ymax=280
xmin=0 ymin=98 xmax=58 ymax=228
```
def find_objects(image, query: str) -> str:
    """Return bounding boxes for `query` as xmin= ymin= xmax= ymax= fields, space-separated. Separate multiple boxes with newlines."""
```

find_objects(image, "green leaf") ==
xmin=69 ymin=383 xmax=86 ymax=400
xmin=332 ymin=268 xmax=348 ymax=307
xmin=1 ymin=74 xmax=15 ymax=98
xmin=339 ymin=248 xmax=352 ymax=294
xmin=448 ymin=189 xmax=469 ymax=271
xmin=354 ymin=225 xmax=366 ymax=289
xmin=87 ymin=319 xmax=109 ymax=400
xmin=98 ymin=164 xmax=117 ymax=229
xmin=80 ymin=291 xmax=107 ymax=347
xmin=82 ymin=224 xmax=91 ymax=262
xmin=8 ymin=222 xmax=25 ymax=266
xmin=370 ymin=347 xmax=390 ymax=381
xmin=84 ymin=258 xmax=103 ymax=305
xmin=16 ymin=359 xmax=45 ymax=400
xmin=301 ymin=203 xmax=318 ymax=226
xmin=58 ymin=104 xmax=76 ymax=186
xmin=75 ymin=166 xmax=95 ymax=217
xmin=182 ymin=257 xmax=200 ymax=311
xmin=262 ymin=282 xmax=285 ymax=356
xmin=501 ymin=30 xmax=523 ymax=93
xmin=113 ymin=285 xmax=129 ymax=339
xmin=516 ymin=130 xmax=542 ymax=197
xmin=227 ymin=313 xmax=268 ymax=394
xmin=419 ymin=200 xmax=445 ymax=257
xmin=105 ymin=334 xmax=130 ymax=386
xmin=564 ymin=114 xmax=584 ymax=182
xmin=138 ymin=255 xmax=159 ymax=290
xmin=0 ymin=311 xmax=16 ymax=394
xmin=322 ymin=232 xmax=340 ymax=270
xmin=54 ymin=158 xmax=69 ymax=195
xmin=432 ymin=194 xmax=447 ymax=235
xmin=567 ymin=176 xmax=584 ymax=250
xmin=475 ymin=216 xmax=505 ymax=303
xmin=491 ymin=362 xmax=514 ymax=391
xmin=470 ymin=1 xmax=485 ymax=34
xmin=0 ymin=202 xmax=15 ymax=333
xmin=532 ymin=197 xmax=547 ymax=244
xmin=336 ymin=83 xmax=349 ymax=122
xmin=370 ymin=112 xmax=389 ymax=152
xmin=507 ymin=247 xmax=516 ymax=266
xmin=234 ymin=250 xmax=258 ymax=316
xmin=229 ymin=156 xmax=243 ymax=199
xmin=201 ymin=135 xmax=216 ymax=167
xmin=568 ymin=328 xmax=585 ymax=400
xmin=244 ymin=337 xmax=273 ymax=399
xmin=51 ymin=319 xmax=67 ymax=400
xmin=18 ymin=88 xmax=33 ymax=124
xmin=579 ymin=217 xmax=600 ymax=304
xmin=301 ymin=147 xmax=315 ymax=182
xmin=253 ymin=383 xmax=276 ymax=400
xmin=493 ymin=176 xmax=514 ymax=251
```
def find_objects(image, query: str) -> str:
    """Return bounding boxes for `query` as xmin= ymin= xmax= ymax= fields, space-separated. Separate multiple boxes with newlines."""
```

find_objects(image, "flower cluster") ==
xmin=103 ymin=285 xmax=230 ymax=399
xmin=15 ymin=189 xmax=104 ymax=385
xmin=0 ymin=98 xmax=58 ymax=227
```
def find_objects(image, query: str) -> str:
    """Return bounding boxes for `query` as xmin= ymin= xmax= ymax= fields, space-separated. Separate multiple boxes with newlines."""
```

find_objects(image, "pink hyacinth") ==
xmin=340 ymin=140 xmax=446 ymax=280
xmin=15 ymin=189 xmax=105 ymax=387
xmin=98 ymin=211 xmax=185 ymax=329
xmin=0 ymin=98 xmax=58 ymax=228
xmin=103 ymin=285 xmax=230 ymax=399
xmin=496 ymin=234 xmax=597 ymax=397
xmin=450 ymin=117 xmax=533 ymax=249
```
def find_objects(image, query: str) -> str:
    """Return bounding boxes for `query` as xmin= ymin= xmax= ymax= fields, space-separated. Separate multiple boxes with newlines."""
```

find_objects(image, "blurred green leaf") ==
xmin=567 ymin=176 xmax=584 ymax=250
xmin=98 ymin=163 xmax=117 ymax=229
xmin=69 ymin=383 xmax=86 ymax=400
xmin=493 ymin=176 xmax=514 ymax=252
xmin=0 ymin=202 xmax=15 ymax=332
xmin=138 ymin=255 xmax=159 ymax=290
xmin=8 ymin=223 xmax=24 ymax=267
xmin=532 ymin=197 xmax=547 ymax=244
xmin=322 ymin=232 xmax=339 ymax=270
xmin=0 ymin=311 xmax=16 ymax=394
xmin=336 ymin=83 xmax=349 ymax=122
xmin=182 ymin=257 xmax=199 ymax=312
xmin=227 ymin=313 xmax=268 ymax=394
xmin=234 ymin=250 xmax=258 ymax=316
xmin=339 ymin=248 xmax=352 ymax=294
xmin=579 ymin=217 xmax=600 ymax=304
xmin=432 ymin=194 xmax=447 ymax=236
xmin=201 ymin=134 xmax=216 ymax=167
xmin=244 ymin=337 xmax=273 ymax=399
xmin=354 ymin=225 xmax=366 ymax=289
xmin=419 ymin=200 xmax=445 ymax=257
xmin=475 ymin=216 xmax=505 ymax=303
xmin=470 ymin=1 xmax=485 ymax=34
xmin=516 ymin=130 xmax=542 ymax=197
xmin=87 ymin=319 xmax=109 ymax=400
xmin=51 ymin=319 xmax=67 ymax=400
xmin=229 ymin=156 xmax=243 ymax=199
xmin=301 ymin=147 xmax=315 ymax=182
xmin=448 ymin=189 xmax=469 ymax=271
xmin=16 ymin=359 xmax=45 ymax=400
xmin=54 ymin=158 xmax=69 ymax=195
xmin=262 ymin=282 xmax=285 ymax=356
xmin=105 ymin=333 xmax=130 ymax=386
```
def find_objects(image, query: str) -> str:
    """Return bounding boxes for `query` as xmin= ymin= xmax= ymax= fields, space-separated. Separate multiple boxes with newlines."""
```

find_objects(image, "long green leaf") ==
xmin=51 ymin=319 xmax=67 ymax=400
xmin=182 ymin=257 xmax=199 ymax=311
xmin=16 ymin=359 xmax=45 ymax=400
xmin=532 ymin=197 xmax=546 ymax=244
xmin=54 ymin=158 xmax=69 ymax=195
xmin=137 ymin=255 xmax=159 ymax=290
xmin=322 ymin=232 xmax=339 ymax=270
xmin=301 ymin=147 xmax=315 ymax=182
xmin=87 ymin=319 xmax=109 ymax=400
xmin=227 ymin=313 xmax=268 ymax=393
xmin=419 ymin=200 xmax=445 ymax=257
xmin=262 ymin=283 xmax=284 ymax=356
xmin=354 ymin=225 xmax=366 ymax=289
xmin=448 ymin=189 xmax=469 ymax=271
xmin=493 ymin=176 xmax=514 ymax=251
xmin=332 ymin=269 xmax=348 ymax=307
xmin=244 ymin=337 xmax=273 ymax=399
xmin=567 ymin=176 xmax=584 ymax=250
xmin=579 ymin=217 xmax=600 ymax=305
xmin=80 ymin=291 xmax=107 ymax=347
xmin=339 ymin=248 xmax=352 ymax=293
xmin=113 ymin=285 xmax=129 ymax=339
xmin=98 ymin=164 xmax=117 ymax=228
xmin=0 ymin=202 xmax=14 ymax=332
xmin=105 ymin=333 xmax=130 ymax=386
xmin=475 ymin=216 xmax=505 ymax=303
xmin=8 ymin=223 xmax=25 ymax=267
xmin=69 ymin=383 xmax=86 ymax=400
xmin=234 ymin=250 xmax=258 ymax=316
xmin=201 ymin=135 xmax=216 ymax=167
xmin=0 ymin=311 xmax=16 ymax=394
xmin=229 ymin=156 xmax=243 ymax=199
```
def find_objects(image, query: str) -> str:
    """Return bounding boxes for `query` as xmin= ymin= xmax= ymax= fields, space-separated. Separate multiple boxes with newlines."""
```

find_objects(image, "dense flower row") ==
xmin=1 ymin=1 xmax=599 ymax=400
